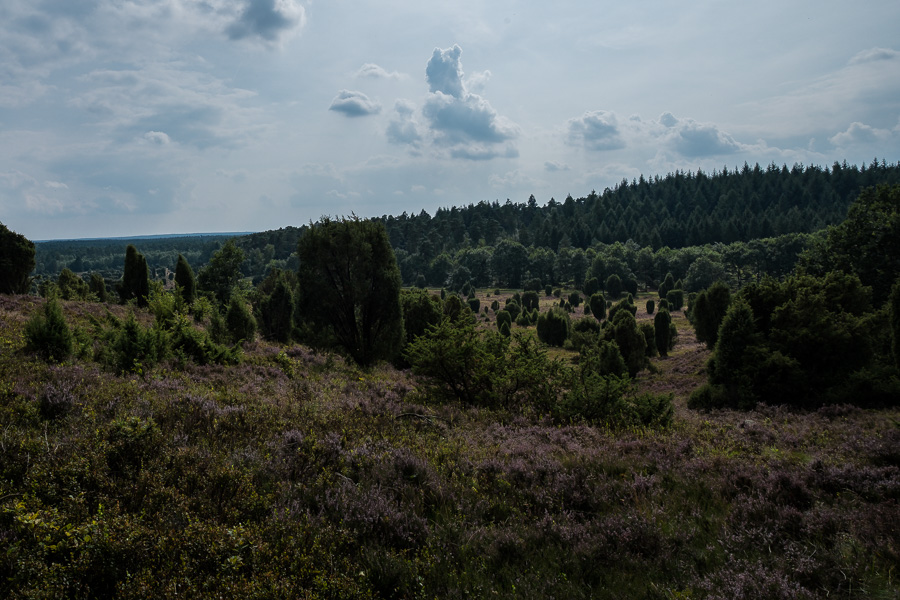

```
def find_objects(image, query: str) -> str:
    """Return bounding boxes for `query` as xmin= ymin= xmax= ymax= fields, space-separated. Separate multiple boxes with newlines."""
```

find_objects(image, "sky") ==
xmin=2 ymin=1 xmax=899 ymax=241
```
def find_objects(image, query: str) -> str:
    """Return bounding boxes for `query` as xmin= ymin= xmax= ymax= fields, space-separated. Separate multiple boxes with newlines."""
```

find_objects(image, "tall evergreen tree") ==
xmin=296 ymin=217 xmax=403 ymax=366
xmin=120 ymin=245 xmax=150 ymax=307
xmin=0 ymin=222 xmax=35 ymax=294
xmin=174 ymin=254 xmax=197 ymax=304
xmin=654 ymin=310 xmax=671 ymax=357
xmin=198 ymin=240 xmax=245 ymax=306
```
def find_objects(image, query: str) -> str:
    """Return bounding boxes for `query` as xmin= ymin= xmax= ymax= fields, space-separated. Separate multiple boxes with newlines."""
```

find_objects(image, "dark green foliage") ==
xmin=198 ymin=240 xmax=245 ymax=307
xmin=607 ymin=297 xmax=637 ymax=323
xmin=658 ymin=273 xmax=675 ymax=299
xmin=405 ymin=318 xmax=563 ymax=410
xmin=666 ymin=289 xmax=684 ymax=311
xmin=174 ymin=254 xmax=197 ymax=304
xmin=89 ymin=273 xmax=109 ymax=302
xmin=169 ymin=314 xmax=240 ymax=366
xmin=515 ymin=312 xmax=530 ymax=327
xmin=101 ymin=312 xmax=168 ymax=374
xmin=57 ymin=268 xmax=92 ymax=301
xmin=605 ymin=274 xmax=623 ymax=299
xmin=892 ymin=278 xmax=900 ymax=370
xmin=589 ymin=292 xmax=606 ymax=321
xmin=296 ymin=217 xmax=403 ymax=366
xmin=691 ymin=282 xmax=731 ymax=349
xmin=490 ymin=299 xmax=500 ymax=312
xmin=800 ymin=183 xmax=900 ymax=301
xmin=561 ymin=342 xmax=672 ymax=427
xmin=119 ymin=245 xmax=150 ymax=307
xmin=521 ymin=290 xmax=540 ymax=311
xmin=496 ymin=310 xmax=512 ymax=333
xmin=658 ymin=298 xmax=669 ymax=311
xmin=400 ymin=288 xmax=443 ymax=348
xmin=583 ymin=302 xmax=592 ymax=316
xmin=654 ymin=310 xmax=672 ymax=357
xmin=467 ymin=297 xmax=480 ymax=313
xmin=25 ymin=296 xmax=73 ymax=362
xmin=693 ymin=272 xmax=898 ymax=409
xmin=442 ymin=294 xmax=466 ymax=322
xmin=256 ymin=271 xmax=295 ymax=343
xmin=583 ymin=277 xmax=600 ymax=297
xmin=0 ymin=221 xmax=35 ymax=294
xmin=624 ymin=278 xmax=638 ymax=297
xmin=536 ymin=306 xmax=571 ymax=347
xmin=544 ymin=284 xmax=552 ymax=296
xmin=504 ymin=299 xmax=521 ymax=321
xmin=639 ymin=322 xmax=658 ymax=357
xmin=499 ymin=319 xmax=511 ymax=337
xmin=225 ymin=294 xmax=257 ymax=344
xmin=523 ymin=277 xmax=542 ymax=292
xmin=646 ymin=299 xmax=655 ymax=315
xmin=568 ymin=291 xmax=582 ymax=307
xmin=612 ymin=311 xmax=647 ymax=377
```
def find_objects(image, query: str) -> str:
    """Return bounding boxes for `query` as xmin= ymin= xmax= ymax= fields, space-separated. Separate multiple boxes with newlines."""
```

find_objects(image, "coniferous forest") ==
xmin=1 ymin=160 xmax=899 ymax=598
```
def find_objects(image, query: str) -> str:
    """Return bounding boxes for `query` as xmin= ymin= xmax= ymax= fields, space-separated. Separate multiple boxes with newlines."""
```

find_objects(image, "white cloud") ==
xmin=829 ymin=121 xmax=894 ymax=147
xmin=664 ymin=119 xmax=744 ymax=157
xmin=328 ymin=90 xmax=381 ymax=117
xmin=849 ymin=47 xmax=900 ymax=65
xmin=357 ymin=63 xmax=403 ymax=80
xmin=426 ymin=45 xmax=466 ymax=98
xmin=143 ymin=131 xmax=171 ymax=145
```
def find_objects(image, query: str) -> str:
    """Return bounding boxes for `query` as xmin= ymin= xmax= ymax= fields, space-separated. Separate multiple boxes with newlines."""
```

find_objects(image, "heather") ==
xmin=1 ymin=294 xmax=898 ymax=598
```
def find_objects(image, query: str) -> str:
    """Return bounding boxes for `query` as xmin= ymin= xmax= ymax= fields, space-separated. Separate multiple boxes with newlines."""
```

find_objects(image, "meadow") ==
xmin=1 ymin=292 xmax=897 ymax=598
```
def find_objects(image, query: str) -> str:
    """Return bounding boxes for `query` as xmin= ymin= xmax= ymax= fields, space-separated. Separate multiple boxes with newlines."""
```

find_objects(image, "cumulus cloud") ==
xmin=143 ymin=131 xmax=171 ymax=145
xmin=666 ymin=119 xmax=743 ymax=157
xmin=426 ymin=45 xmax=465 ymax=98
xmin=386 ymin=100 xmax=422 ymax=147
xmin=849 ymin=47 xmax=900 ymax=65
xmin=567 ymin=110 xmax=625 ymax=151
xmin=658 ymin=112 xmax=678 ymax=128
xmin=417 ymin=45 xmax=518 ymax=158
xmin=829 ymin=121 xmax=894 ymax=147
xmin=329 ymin=90 xmax=381 ymax=117
xmin=226 ymin=0 xmax=306 ymax=44
xmin=357 ymin=63 xmax=403 ymax=80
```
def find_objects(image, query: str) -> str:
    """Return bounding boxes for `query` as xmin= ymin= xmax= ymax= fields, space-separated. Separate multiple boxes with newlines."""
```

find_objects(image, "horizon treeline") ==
xmin=29 ymin=159 xmax=900 ymax=291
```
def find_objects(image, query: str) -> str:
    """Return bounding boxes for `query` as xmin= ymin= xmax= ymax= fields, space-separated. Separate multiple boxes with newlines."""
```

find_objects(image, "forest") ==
xmin=0 ymin=159 xmax=898 ymax=598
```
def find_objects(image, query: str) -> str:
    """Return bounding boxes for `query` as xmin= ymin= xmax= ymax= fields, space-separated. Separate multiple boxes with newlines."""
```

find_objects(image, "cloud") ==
xmin=849 ymin=47 xmax=900 ymax=65
xmin=386 ymin=100 xmax=422 ymax=147
xmin=357 ymin=63 xmax=403 ymax=80
xmin=665 ymin=119 xmax=743 ymax=157
xmin=544 ymin=161 xmax=570 ymax=172
xmin=829 ymin=121 xmax=894 ymax=147
xmin=426 ymin=45 xmax=465 ymax=98
xmin=658 ymin=112 xmax=678 ymax=128
xmin=143 ymin=131 xmax=171 ymax=145
xmin=329 ymin=90 xmax=381 ymax=117
xmin=567 ymin=110 xmax=625 ymax=151
xmin=226 ymin=0 xmax=306 ymax=44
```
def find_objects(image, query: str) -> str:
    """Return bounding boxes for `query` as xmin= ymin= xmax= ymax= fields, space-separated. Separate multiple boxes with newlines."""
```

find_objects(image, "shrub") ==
xmin=568 ymin=291 xmax=582 ymax=308
xmin=607 ymin=297 xmax=637 ymax=322
xmin=504 ymin=300 xmax=521 ymax=321
xmin=544 ymin=284 xmax=552 ymax=296
xmin=658 ymin=272 xmax=675 ymax=299
xmin=226 ymin=294 xmax=257 ymax=344
xmin=25 ymin=296 xmax=73 ymax=362
xmin=590 ymin=292 xmax=606 ymax=321
xmin=524 ymin=277 xmax=542 ymax=292
xmin=536 ymin=306 xmax=571 ymax=347
xmin=521 ymin=291 xmax=540 ymax=311
xmin=468 ymin=297 xmax=480 ymax=313
xmin=496 ymin=310 xmax=512 ymax=333
xmin=605 ymin=274 xmax=623 ymax=299
xmin=583 ymin=277 xmax=600 ymax=297
xmin=639 ymin=322 xmax=658 ymax=357
xmin=666 ymin=289 xmax=684 ymax=311
xmin=613 ymin=311 xmax=646 ymax=377
xmin=646 ymin=299 xmax=655 ymax=315
xmin=691 ymin=282 xmax=731 ymax=349
xmin=654 ymin=310 xmax=672 ymax=357
xmin=624 ymin=278 xmax=638 ymax=297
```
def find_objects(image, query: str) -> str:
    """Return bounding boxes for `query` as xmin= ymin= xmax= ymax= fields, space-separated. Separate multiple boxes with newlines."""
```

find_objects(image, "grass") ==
xmin=0 ymin=293 xmax=898 ymax=598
